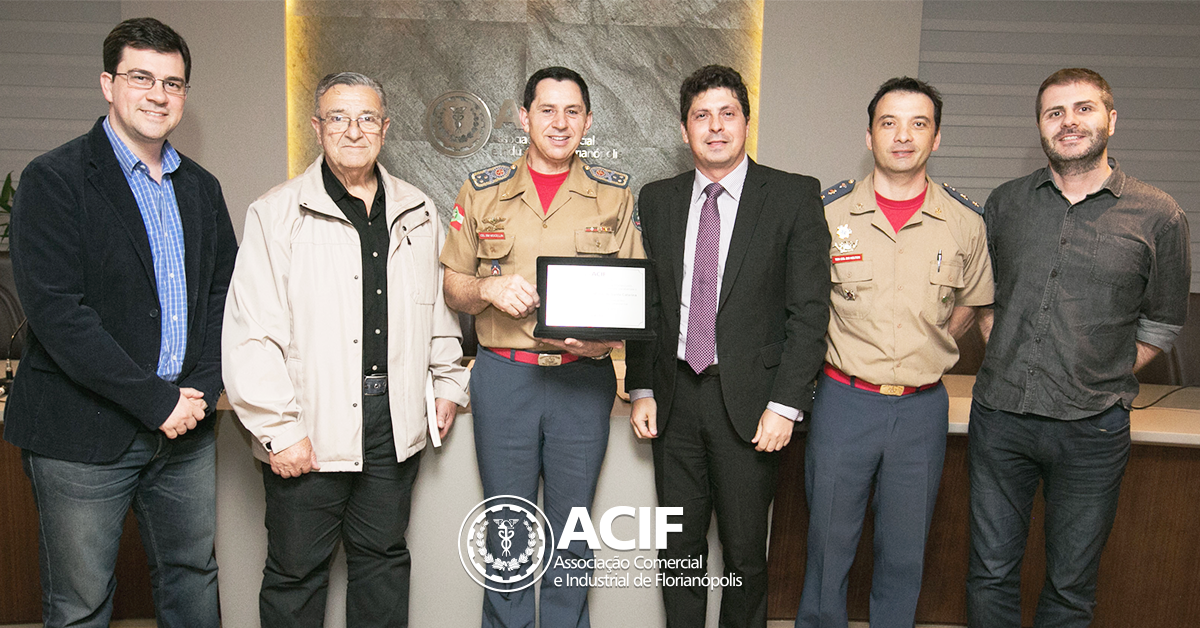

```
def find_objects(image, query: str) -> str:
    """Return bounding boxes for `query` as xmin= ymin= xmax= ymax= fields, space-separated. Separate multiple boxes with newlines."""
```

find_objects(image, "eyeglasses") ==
xmin=318 ymin=114 xmax=384 ymax=134
xmin=113 ymin=71 xmax=189 ymax=96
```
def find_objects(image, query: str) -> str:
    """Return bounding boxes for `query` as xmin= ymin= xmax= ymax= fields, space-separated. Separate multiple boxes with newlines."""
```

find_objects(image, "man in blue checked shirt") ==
xmin=3 ymin=17 xmax=236 ymax=628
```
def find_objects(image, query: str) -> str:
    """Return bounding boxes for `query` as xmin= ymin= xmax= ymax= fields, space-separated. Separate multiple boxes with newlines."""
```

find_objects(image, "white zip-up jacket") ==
xmin=223 ymin=156 xmax=470 ymax=469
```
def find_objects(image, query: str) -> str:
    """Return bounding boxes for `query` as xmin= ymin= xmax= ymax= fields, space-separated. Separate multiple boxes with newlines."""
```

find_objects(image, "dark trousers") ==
xmin=470 ymin=348 xmax=616 ymax=628
xmin=966 ymin=401 xmax=1130 ymax=628
xmin=653 ymin=361 xmax=780 ymax=628
xmin=796 ymin=374 xmax=948 ymax=628
xmin=259 ymin=393 xmax=420 ymax=628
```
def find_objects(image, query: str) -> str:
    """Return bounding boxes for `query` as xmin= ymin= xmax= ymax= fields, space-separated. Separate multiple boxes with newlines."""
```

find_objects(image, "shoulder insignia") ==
xmin=470 ymin=163 xmax=516 ymax=190
xmin=942 ymin=182 xmax=983 ymax=215
xmin=820 ymin=179 xmax=855 ymax=206
xmin=583 ymin=163 xmax=630 ymax=189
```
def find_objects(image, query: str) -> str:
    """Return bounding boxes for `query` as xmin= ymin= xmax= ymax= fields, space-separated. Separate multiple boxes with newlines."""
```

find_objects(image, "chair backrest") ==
xmin=947 ymin=322 xmax=985 ymax=376
xmin=0 ymin=255 xmax=24 ymax=359
xmin=458 ymin=310 xmax=478 ymax=358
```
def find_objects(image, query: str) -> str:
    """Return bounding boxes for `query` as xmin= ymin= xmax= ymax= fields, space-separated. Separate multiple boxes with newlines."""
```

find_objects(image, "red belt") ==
xmin=823 ymin=363 xmax=939 ymax=397
xmin=488 ymin=347 xmax=580 ymax=367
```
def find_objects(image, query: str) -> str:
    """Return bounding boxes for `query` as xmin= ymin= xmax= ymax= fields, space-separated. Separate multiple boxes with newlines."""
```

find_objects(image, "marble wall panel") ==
xmin=585 ymin=0 xmax=759 ymax=29
xmin=289 ymin=0 xmax=761 ymax=223
xmin=293 ymin=1 xmax=529 ymax=23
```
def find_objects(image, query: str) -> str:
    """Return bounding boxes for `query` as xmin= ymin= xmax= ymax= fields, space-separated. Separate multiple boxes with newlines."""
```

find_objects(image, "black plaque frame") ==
xmin=533 ymin=256 xmax=655 ymax=341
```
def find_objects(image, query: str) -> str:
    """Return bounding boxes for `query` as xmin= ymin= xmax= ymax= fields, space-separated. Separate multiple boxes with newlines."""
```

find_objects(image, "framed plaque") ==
xmin=533 ymin=256 xmax=655 ymax=341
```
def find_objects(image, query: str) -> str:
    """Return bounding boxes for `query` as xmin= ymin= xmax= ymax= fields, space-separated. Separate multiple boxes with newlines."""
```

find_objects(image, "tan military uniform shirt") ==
xmin=824 ymin=173 xmax=993 ymax=386
xmin=440 ymin=152 xmax=644 ymax=350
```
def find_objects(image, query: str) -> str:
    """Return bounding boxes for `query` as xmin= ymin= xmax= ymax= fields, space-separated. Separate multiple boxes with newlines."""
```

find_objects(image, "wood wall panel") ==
xmin=0 ymin=438 xmax=41 ymax=623
xmin=767 ymin=435 xmax=1200 ymax=627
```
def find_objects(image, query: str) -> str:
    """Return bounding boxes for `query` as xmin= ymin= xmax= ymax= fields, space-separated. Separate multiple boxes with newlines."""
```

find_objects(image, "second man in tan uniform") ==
xmin=794 ymin=77 xmax=993 ymax=628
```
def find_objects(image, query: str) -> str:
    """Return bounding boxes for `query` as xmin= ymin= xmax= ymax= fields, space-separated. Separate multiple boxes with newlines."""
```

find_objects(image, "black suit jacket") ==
xmin=3 ymin=118 xmax=238 ymax=462
xmin=625 ymin=159 xmax=830 ymax=442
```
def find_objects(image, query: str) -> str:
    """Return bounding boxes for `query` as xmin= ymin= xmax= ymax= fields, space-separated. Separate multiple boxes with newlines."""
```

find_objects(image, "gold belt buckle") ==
xmin=879 ymin=384 xmax=905 ymax=396
xmin=537 ymin=353 xmax=563 ymax=367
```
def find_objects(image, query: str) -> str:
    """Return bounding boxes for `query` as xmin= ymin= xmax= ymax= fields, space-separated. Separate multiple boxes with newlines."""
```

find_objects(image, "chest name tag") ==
xmin=831 ymin=254 xmax=863 ymax=264
xmin=477 ymin=231 xmax=506 ymax=240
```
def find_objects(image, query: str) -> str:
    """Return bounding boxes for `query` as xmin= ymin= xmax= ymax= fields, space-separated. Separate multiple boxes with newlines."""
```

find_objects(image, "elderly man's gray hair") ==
xmin=313 ymin=72 xmax=388 ymax=116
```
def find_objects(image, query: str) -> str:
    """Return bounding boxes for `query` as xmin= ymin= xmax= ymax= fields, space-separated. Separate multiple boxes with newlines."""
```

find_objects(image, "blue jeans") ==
xmin=22 ymin=429 xmax=219 ymax=628
xmin=966 ymin=401 xmax=1130 ymax=628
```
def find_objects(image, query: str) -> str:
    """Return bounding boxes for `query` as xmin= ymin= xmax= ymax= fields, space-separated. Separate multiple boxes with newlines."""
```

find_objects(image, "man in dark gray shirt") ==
xmin=967 ymin=68 xmax=1190 ymax=628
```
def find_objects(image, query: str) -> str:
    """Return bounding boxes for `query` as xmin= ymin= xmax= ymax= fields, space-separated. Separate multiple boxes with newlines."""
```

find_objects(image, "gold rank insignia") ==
xmin=583 ymin=163 xmax=630 ymax=188
xmin=833 ymin=224 xmax=858 ymax=254
xmin=942 ymin=182 xmax=983 ymax=215
xmin=821 ymin=179 xmax=856 ymax=206
xmin=470 ymin=163 xmax=516 ymax=190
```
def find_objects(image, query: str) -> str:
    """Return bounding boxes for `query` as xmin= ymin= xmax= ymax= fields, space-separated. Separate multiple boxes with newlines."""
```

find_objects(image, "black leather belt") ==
xmin=364 ymin=374 xmax=388 ymax=396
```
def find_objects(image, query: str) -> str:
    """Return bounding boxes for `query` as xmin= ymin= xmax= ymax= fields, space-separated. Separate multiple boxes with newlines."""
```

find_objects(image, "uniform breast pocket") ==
xmin=1090 ymin=234 xmax=1148 ymax=291
xmin=476 ymin=236 xmax=515 ymax=278
xmin=923 ymin=260 xmax=965 ymax=326
xmin=830 ymin=260 xmax=873 ymax=320
xmin=575 ymin=230 xmax=619 ymax=256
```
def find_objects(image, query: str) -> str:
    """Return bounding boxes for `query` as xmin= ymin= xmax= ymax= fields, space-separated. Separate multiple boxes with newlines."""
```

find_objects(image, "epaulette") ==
xmin=582 ymin=163 xmax=630 ymax=189
xmin=820 ymin=179 xmax=855 ymax=205
xmin=470 ymin=163 xmax=516 ymax=190
xmin=942 ymin=182 xmax=983 ymax=215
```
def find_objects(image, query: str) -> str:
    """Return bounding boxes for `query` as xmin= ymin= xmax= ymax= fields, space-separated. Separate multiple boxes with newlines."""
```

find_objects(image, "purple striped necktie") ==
xmin=685 ymin=182 xmax=724 ymax=374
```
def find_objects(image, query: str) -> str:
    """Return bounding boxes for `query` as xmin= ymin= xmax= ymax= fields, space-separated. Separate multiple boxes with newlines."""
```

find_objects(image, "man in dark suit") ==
xmin=626 ymin=65 xmax=830 ymax=628
xmin=3 ymin=18 xmax=236 ymax=628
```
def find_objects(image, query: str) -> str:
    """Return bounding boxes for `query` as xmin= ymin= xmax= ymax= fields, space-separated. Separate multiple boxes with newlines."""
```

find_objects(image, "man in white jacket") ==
xmin=223 ymin=72 xmax=470 ymax=628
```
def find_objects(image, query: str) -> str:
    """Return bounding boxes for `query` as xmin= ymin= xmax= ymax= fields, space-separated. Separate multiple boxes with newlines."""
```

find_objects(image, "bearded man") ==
xmin=966 ymin=68 xmax=1191 ymax=628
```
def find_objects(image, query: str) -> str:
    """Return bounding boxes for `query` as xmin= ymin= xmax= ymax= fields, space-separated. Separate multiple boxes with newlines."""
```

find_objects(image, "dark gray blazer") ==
xmin=625 ymin=159 xmax=831 ymax=442
xmin=4 ymin=117 xmax=237 ymax=462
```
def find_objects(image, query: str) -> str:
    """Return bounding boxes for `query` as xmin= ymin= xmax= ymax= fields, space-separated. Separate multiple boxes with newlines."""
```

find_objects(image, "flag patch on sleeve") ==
xmin=450 ymin=204 xmax=465 ymax=231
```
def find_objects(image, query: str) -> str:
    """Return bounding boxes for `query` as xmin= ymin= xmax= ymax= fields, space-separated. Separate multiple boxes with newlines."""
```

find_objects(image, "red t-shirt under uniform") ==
xmin=876 ymin=187 xmax=927 ymax=233
xmin=529 ymin=166 xmax=570 ymax=213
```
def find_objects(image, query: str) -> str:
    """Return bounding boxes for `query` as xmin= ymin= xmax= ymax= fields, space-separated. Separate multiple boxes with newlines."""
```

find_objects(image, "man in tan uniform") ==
xmin=794 ymin=77 xmax=994 ymax=628
xmin=440 ymin=66 xmax=642 ymax=628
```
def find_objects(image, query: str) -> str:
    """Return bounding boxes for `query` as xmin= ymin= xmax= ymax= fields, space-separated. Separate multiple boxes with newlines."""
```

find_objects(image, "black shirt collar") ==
xmin=320 ymin=159 xmax=384 ymax=207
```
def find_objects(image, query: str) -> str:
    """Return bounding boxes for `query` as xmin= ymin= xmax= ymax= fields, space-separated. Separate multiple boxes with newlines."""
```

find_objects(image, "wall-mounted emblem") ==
xmin=426 ymin=91 xmax=493 ymax=158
